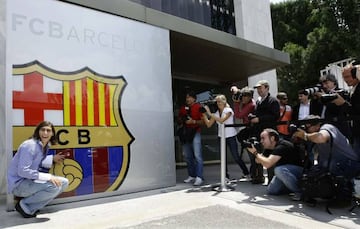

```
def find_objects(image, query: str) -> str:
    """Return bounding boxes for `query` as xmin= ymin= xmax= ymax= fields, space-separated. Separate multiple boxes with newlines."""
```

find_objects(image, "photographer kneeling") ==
xmin=246 ymin=128 xmax=304 ymax=200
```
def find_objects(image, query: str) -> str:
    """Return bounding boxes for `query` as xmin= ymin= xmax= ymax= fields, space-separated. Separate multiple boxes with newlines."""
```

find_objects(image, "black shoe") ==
xmin=251 ymin=177 xmax=265 ymax=184
xmin=15 ymin=203 xmax=36 ymax=218
xmin=290 ymin=193 xmax=302 ymax=201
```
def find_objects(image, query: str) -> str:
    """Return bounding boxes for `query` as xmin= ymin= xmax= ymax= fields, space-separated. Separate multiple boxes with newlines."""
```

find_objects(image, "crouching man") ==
xmin=247 ymin=128 xmax=304 ymax=200
xmin=7 ymin=121 xmax=69 ymax=218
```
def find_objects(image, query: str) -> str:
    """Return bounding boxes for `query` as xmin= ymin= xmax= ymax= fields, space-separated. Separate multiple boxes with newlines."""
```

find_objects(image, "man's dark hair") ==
xmin=264 ymin=128 xmax=280 ymax=142
xmin=32 ymin=121 xmax=57 ymax=145
xmin=187 ymin=90 xmax=197 ymax=100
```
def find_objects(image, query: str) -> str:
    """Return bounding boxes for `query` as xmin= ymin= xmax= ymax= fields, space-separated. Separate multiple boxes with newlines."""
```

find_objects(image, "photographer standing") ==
xmin=202 ymin=94 xmax=250 ymax=181
xmin=334 ymin=63 xmax=360 ymax=154
xmin=230 ymin=86 xmax=256 ymax=125
xmin=316 ymin=74 xmax=351 ymax=139
xmin=178 ymin=91 xmax=204 ymax=186
xmin=247 ymin=128 xmax=304 ymax=201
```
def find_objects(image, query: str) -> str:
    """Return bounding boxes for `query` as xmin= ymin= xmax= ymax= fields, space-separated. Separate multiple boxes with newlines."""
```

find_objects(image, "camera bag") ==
xmin=300 ymin=132 xmax=353 ymax=213
xmin=177 ymin=106 xmax=197 ymax=144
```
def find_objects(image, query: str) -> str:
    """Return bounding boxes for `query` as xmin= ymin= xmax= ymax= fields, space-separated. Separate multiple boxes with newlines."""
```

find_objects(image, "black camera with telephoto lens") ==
xmin=304 ymin=84 xmax=323 ymax=96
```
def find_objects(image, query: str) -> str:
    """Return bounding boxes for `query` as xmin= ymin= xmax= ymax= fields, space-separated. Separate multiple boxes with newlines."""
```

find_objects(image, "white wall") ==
xmin=0 ymin=0 xmax=7 ymax=195
xmin=234 ymin=0 xmax=278 ymax=97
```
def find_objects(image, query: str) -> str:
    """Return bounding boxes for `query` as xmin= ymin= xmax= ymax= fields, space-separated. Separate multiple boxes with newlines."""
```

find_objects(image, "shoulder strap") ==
xmin=279 ymin=106 xmax=287 ymax=121
xmin=186 ymin=106 xmax=191 ymax=116
xmin=325 ymin=129 xmax=333 ymax=169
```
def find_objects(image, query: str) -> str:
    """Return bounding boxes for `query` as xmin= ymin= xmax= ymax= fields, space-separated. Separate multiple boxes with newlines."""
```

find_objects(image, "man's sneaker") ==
xmin=184 ymin=176 xmax=195 ymax=183
xmin=225 ymin=177 xmax=231 ymax=184
xmin=290 ymin=193 xmax=302 ymax=201
xmin=193 ymin=177 xmax=203 ymax=186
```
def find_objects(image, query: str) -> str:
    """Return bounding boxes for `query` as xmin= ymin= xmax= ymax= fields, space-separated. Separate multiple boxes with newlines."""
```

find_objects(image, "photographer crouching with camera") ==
xmin=293 ymin=115 xmax=360 ymax=205
xmin=246 ymin=128 xmax=304 ymax=201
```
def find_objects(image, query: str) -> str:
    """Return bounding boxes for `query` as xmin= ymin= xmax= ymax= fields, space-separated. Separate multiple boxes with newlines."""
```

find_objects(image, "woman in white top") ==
xmin=202 ymin=94 xmax=250 ymax=180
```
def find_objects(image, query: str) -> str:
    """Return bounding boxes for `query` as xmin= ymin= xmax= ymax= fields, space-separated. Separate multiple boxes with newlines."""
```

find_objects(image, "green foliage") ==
xmin=271 ymin=0 xmax=360 ymax=105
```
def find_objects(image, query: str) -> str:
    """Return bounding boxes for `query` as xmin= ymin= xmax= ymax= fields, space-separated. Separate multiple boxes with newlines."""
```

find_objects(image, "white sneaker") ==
xmin=193 ymin=177 xmax=203 ymax=186
xmin=184 ymin=176 xmax=195 ymax=183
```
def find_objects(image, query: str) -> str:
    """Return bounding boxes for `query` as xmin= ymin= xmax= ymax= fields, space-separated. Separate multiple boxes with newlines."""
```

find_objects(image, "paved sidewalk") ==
xmin=1 ymin=164 xmax=360 ymax=229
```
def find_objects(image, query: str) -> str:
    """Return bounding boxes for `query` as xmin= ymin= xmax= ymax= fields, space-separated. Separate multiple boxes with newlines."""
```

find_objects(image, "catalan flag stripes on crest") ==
xmin=63 ymin=78 xmax=117 ymax=126
xmin=13 ymin=72 xmax=118 ymax=126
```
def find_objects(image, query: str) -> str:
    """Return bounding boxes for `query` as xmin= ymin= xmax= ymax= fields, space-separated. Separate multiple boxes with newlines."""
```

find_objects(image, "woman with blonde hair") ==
xmin=202 ymin=94 xmax=250 ymax=181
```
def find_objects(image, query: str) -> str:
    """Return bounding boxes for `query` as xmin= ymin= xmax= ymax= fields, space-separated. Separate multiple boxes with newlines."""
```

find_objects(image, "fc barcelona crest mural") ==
xmin=12 ymin=61 xmax=134 ymax=197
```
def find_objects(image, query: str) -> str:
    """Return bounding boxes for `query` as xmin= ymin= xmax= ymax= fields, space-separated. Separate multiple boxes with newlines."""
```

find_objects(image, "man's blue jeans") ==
xmin=12 ymin=176 xmax=69 ymax=215
xmin=183 ymin=132 xmax=203 ymax=179
xmin=267 ymin=164 xmax=303 ymax=195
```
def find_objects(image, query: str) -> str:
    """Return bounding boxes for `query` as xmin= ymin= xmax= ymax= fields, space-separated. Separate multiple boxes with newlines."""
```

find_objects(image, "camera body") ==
xmin=320 ymin=93 xmax=338 ymax=103
xmin=242 ymin=137 xmax=261 ymax=149
xmin=232 ymin=92 xmax=243 ymax=102
xmin=320 ymin=90 xmax=348 ymax=104
xmin=288 ymin=123 xmax=306 ymax=136
xmin=248 ymin=113 xmax=257 ymax=121
xmin=199 ymin=100 xmax=218 ymax=113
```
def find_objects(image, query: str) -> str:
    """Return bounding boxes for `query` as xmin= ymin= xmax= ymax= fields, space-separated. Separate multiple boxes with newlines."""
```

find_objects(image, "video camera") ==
xmin=196 ymin=90 xmax=218 ymax=113
xmin=242 ymin=137 xmax=261 ymax=150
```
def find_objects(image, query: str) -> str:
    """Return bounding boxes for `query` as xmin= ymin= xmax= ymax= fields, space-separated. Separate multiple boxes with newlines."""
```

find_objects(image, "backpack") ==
xmin=300 ymin=132 xmax=353 ymax=213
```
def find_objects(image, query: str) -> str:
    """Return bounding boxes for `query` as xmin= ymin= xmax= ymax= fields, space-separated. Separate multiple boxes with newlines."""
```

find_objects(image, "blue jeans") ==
xmin=223 ymin=136 xmax=249 ymax=176
xmin=183 ymin=132 xmax=203 ymax=179
xmin=267 ymin=164 xmax=303 ymax=195
xmin=12 ymin=176 xmax=69 ymax=215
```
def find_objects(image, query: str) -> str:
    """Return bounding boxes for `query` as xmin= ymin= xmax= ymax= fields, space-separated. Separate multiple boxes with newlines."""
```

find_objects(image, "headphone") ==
xmin=351 ymin=61 xmax=360 ymax=79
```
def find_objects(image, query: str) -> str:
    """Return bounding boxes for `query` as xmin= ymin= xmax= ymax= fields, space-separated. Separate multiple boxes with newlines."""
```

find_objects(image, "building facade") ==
xmin=0 ymin=0 xmax=288 ymax=206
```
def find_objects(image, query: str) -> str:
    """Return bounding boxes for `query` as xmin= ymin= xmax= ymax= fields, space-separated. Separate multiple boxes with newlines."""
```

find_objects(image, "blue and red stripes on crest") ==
xmin=50 ymin=146 xmax=123 ymax=197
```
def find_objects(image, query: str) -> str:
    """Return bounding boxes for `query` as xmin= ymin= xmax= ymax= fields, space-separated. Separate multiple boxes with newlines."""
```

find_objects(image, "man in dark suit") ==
xmin=291 ymin=89 xmax=322 ymax=122
xmin=334 ymin=63 xmax=360 ymax=155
